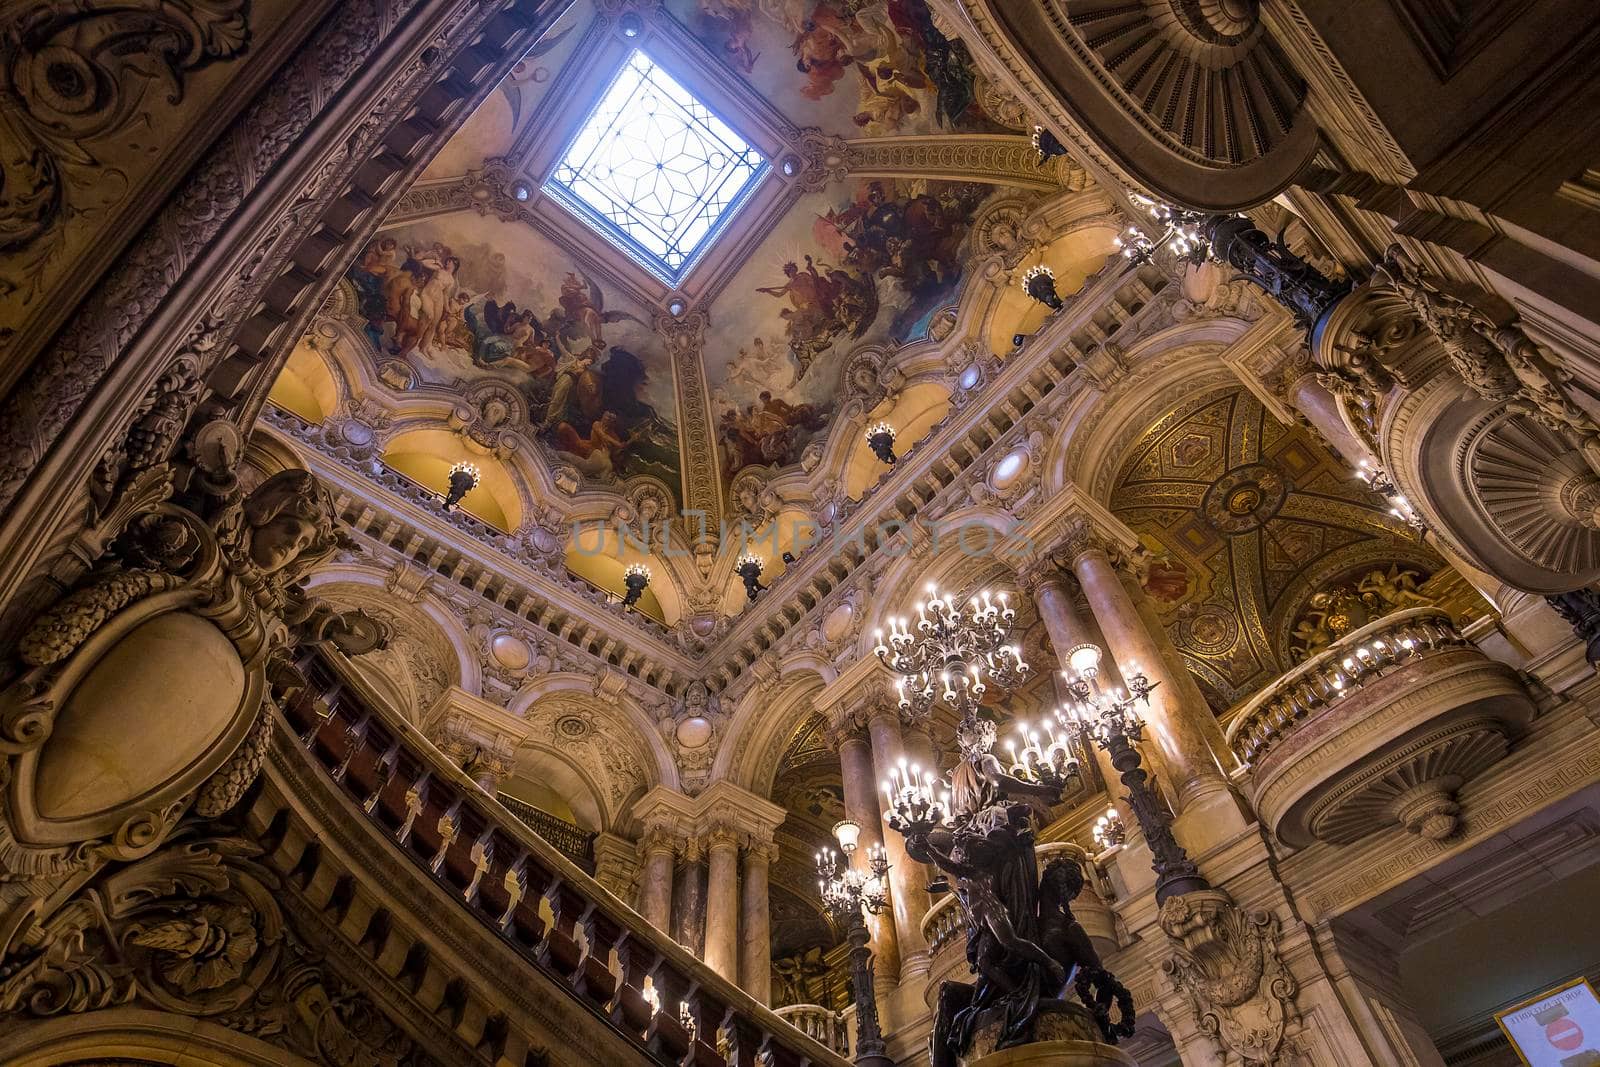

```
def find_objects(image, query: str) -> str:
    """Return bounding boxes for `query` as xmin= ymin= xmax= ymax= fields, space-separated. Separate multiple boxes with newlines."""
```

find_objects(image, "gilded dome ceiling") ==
xmin=1110 ymin=385 xmax=1444 ymax=711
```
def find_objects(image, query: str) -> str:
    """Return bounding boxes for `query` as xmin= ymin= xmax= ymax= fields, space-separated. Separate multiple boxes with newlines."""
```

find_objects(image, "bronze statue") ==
xmin=903 ymin=717 xmax=1134 ymax=1064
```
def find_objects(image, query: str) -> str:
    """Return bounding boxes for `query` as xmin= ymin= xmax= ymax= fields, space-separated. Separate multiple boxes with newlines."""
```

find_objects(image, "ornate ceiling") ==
xmin=289 ymin=0 xmax=1097 ymax=525
xmin=1109 ymin=384 xmax=1443 ymax=711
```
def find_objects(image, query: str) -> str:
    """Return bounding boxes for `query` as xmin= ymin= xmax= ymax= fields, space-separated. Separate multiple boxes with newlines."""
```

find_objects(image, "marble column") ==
xmin=464 ymin=741 xmax=515 ymax=795
xmin=1287 ymin=370 xmax=1371 ymax=466
xmin=866 ymin=705 xmax=932 ymax=981
xmin=593 ymin=832 xmax=641 ymax=903
xmin=1066 ymin=531 xmax=1239 ymax=837
xmin=673 ymin=841 xmax=707 ymax=954
xmin=1023 ymin=568 xmax=1136 ymax=812
xmin=834 ymin=719 xmax=901 ymax=987
xmin=1122 ymin=570 xmax=1234 ymax=775
xmin=703 ymin=827 xmax=741 ymax=984
xmin=1022 ymin=564 xmax=1159 ymax=896
xmin=638 ymin=828 xmax=676 ymax=933
xmin=739 ymin=841 xmax=775 ymax=1004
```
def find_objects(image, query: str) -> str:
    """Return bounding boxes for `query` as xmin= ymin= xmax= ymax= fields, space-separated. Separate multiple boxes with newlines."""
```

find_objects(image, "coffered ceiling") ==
xmin=1109 ymin=385 xmax=1444 ymax=711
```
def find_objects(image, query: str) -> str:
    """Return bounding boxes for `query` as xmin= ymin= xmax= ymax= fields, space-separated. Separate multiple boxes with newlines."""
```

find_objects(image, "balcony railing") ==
xmin=497 ymin=792 xmax=596 ymax=873
xmin=774 ymin=1004 xmax=850 ymax=1056
xmin=1225 ymin=608 xmax=1468 ymax=766
xmin=285 ymin=650 xmax=848 ymax=1067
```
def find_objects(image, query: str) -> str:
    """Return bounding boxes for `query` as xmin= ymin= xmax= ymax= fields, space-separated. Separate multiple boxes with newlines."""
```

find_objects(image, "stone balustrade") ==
xmin=775 ymin=1004 xmax=851 ymax=1055
xmin=1227 ymin=608 xmax=1469 ymax=766
xmin=1224 ymin=608 xmax=1535 ymax=848
xmin=919 ymin=891 xmax=967 ymax=1008
xmin=284 ymin=648 xmax=848 ymax=1067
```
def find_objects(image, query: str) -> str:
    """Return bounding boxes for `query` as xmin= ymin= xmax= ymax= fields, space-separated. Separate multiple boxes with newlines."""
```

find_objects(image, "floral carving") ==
xmin=0 ymin=2 xmax=252 ymax=299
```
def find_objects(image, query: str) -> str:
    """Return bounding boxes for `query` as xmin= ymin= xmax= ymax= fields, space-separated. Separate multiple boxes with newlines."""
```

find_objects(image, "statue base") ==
xmin=961 ymin=1001 xmax=1135 ymax=1067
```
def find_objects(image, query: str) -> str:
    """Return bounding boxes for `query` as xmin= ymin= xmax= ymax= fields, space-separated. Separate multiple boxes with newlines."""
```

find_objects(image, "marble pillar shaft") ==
xmin=673 ymin=857 xmax=707 ymax=954
xmin=1288 ymin=372 xmax=1370 ymax=465
xmin=703 ymin=835 xmax=740 ymax=983
xmin=866 ymin=711 xmax=932 ymax=977
xmin=638 ymin=845 xmax=675 ymax=932
xmin=1072 ymin=549 xmax=1230 ymax=809
xmin=739 ymin=847 xmax=772 ymax=1005
xmin=837 ymin=731 xmax=901 ymax=985
xmin=1031 ymin=574 xmax=1137 ymax=824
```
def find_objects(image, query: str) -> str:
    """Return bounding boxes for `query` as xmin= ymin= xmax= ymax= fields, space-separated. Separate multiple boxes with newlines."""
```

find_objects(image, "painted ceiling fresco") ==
xmin=344 ymin=211 xmax=684 ymax=509
xmin=307 ymin=0 xmax=1055 ymax=512
xmin=708 ymin=177 xmax=996 ymax=489
xmin=1110 ymin=387 xmax=1444 ymax=712
xmin=671 ymin=0 xmax=1008 ymax=137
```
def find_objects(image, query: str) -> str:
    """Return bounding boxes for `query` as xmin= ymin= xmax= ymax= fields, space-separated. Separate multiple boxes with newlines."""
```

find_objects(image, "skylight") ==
xmin=545 ymin=50 xmax=767 ymax=282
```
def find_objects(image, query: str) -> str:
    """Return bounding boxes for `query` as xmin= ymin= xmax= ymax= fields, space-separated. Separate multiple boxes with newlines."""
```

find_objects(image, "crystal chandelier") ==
xmin=621 ymin=562 xmax=651 ymax=609
xmin=442 ymin=461 xmax=480 ymax=511
xmin=873 ymin=583 xmax=1029 ymax=723
xmin=815 ymin=821 xmax=890 ymax=923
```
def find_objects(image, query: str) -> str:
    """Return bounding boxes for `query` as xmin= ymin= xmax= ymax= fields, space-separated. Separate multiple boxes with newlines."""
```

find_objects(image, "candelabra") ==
xmin=1355 ymin=458 xmax=1427 ymax=531
xmin=1031 ymin=125 xmax=1069 ymax=163
xmin=1021 ymin=264 xmax=1063 ymax=310
xmin=865 ymin=422 xmax=898 ymax=465
xmin=1092 ymin=806 xmax=1125 ymax=851
xmin=621 ymin=562 xmax=651 ymax=610
xmin=873 ymin=583 xmax=1029 ymax=725
xmin=1054 ymin=643 xmax=1209 ymax=903
xmin=735 ymin=553 xmax=764 ymax=601
xmin=882 ymin=758 xmax=952 ymax=835
xmin=442 ymin=461 xmax=480 ymax=511
xmin=816 ymin=821 xmax=893 ymax=1067
xmin=1115 ymin=194 xmax=1212 ymax=267
xmin=1115 ymin=194 xmax=1350 ymax=328
xmin=1005 ymin=716 xmax=1082 ymax=789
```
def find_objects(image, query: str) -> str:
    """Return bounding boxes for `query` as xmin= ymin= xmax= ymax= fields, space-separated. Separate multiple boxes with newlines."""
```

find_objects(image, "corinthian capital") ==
xmin=1052 ymin=515 xmax=1119 ymax=568
xmin=1014 ymin=557 xmax=1075 ymax=600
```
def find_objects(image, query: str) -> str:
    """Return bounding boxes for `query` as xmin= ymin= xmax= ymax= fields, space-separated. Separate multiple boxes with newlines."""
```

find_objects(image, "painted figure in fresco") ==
xmin=717 ymin=390 xmax=829 ymax=472
xmin=790 ymin=8 xmax=854 ymax=100
xmin=694 ymin=0 xmax=760 ymax=72
xmin=345 ymin=241 xmax=680 ymax=498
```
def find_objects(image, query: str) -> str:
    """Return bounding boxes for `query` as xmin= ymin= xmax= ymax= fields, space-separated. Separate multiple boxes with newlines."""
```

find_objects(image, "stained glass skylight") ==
xmin=545 ymin=50 xmax=768 ymax=282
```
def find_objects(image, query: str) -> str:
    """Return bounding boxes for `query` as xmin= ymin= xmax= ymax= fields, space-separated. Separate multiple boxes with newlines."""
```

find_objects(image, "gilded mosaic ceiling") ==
xmin=1110 ymin=386 xmax=1444 ymax=712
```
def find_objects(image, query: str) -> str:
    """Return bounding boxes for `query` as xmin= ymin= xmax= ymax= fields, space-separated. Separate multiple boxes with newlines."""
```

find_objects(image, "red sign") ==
xmin=1547 ymin=1016 xmax=1584 ymax=1051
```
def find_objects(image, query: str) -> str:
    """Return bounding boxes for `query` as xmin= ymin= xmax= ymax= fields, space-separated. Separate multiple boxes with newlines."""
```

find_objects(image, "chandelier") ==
xmin=815 ymin=820 xmax=890 ymax=923
xmin=873 ymin=583 xmax=1029 ymax=723
xmin=1115 ymin=194 xmax=1212 ymax=266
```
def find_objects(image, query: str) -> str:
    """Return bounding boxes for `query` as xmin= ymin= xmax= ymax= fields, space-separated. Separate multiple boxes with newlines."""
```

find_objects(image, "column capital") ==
xmin=1014 ymin=557 xmax=1076 ymax=600
xmin=744 ymin=839 xmax=778 ymax=865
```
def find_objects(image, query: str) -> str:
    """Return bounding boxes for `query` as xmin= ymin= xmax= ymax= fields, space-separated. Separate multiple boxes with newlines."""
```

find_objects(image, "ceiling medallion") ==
xmin=555 ymin=714 xmax=593 ymax=740
xmin=1201 ymin=462 xmax=1287 ymax=534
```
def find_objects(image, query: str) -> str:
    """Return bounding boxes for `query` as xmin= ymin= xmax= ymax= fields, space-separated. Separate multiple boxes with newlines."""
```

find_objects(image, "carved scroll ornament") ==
xmin=1159 ymin=890 xmax=1299 ymax=1066
xmin=0 ymin=424 xmax=385 ymax=898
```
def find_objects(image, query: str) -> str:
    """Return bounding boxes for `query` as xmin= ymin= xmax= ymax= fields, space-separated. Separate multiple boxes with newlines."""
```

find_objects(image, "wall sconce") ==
xmin=865 ymin=422 xmax=898 ymax=465
xmin=622 ymin=562 xmax=651 ymax=610
xmin=735 ymin=554 xmax=764 ymax=601
xmin=442 ymin=461 xmax=480 ymax=511
xmin=1021 ymin=264 xmax=1063 ymax=310
xmin=1031 ymin=125 xmax=1068 ymax=164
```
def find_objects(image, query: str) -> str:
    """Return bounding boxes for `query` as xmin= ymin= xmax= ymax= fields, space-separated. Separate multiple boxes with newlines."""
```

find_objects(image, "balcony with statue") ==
xmin=1225 ymin=565 xmax=1535 ymax=851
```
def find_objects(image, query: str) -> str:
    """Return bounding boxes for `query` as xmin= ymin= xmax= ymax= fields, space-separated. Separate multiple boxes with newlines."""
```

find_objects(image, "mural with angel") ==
xmin=343 ymin=214 xmax=683 ymax=506
xmin=679 ymin=0 xmax=1006 ymax=136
